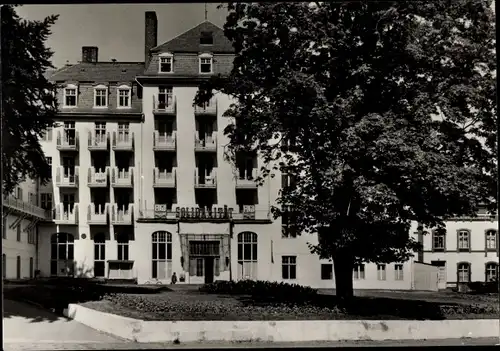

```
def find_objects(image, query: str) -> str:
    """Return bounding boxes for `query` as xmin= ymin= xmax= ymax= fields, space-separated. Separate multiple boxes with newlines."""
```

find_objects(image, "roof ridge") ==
xmin=50 ymin=63 xmax=79 ymax=78
xmin=151 ymin=20 xmax=215 ymax=51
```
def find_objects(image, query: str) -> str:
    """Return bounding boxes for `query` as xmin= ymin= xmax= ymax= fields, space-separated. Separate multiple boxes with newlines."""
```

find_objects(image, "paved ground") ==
xmin=3 ymin=299 xmax=124 ymax=344
xmin=3 ymin=338 xmax=500 ymax=350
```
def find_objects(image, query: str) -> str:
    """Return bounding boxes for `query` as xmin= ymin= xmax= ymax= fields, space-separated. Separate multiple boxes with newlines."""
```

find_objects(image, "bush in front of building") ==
xmin=199 ymin=280 xmax=318 ymax=304
xmin=466 ymin=281 xmax=498 ymax=294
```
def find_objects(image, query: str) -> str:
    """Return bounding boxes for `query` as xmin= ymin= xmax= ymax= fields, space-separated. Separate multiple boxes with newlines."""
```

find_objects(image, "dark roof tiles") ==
xmin=49 ymin=62 xmax=145 ymax=82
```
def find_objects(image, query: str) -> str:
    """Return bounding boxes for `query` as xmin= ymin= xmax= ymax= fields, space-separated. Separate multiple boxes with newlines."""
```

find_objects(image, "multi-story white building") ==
xmin=4 ymin=10 xmax=497 ymax=290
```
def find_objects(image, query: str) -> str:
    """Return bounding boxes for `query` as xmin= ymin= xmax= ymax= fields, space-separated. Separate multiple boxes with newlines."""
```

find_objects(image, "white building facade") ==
xmin=5 ymin=11 xmax=497 ymax=290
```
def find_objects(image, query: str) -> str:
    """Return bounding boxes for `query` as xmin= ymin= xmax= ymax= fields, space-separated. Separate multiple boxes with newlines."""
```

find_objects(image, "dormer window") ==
xmin=117 ymin=85 xmax=131 ymax=108
xmin=94 ymin=85 xmax=108 ymax=108
xmin=159 ymin=53 xmax=173 ymax=73
xmin=63 ymin=84 xmax=78 ymax=107
xmin=200 ymin=31 xmax=213 ymax=45
xmin=199 ymin=53 xmax=213 ymax=74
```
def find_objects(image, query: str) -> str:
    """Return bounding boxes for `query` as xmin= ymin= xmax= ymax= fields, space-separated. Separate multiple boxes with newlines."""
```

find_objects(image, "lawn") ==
xmin=5 ymin=279 xmax=498 ymax=321
xmin=81 ymin=287 xmax=499 ymax=321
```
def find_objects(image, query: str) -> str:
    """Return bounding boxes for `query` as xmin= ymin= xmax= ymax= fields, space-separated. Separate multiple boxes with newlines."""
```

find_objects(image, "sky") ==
xmin=15 ymin=4 xmax=228 ymax=68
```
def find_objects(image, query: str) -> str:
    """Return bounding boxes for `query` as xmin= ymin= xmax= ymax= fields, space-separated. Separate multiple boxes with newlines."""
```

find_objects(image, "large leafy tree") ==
xmin=196 ymin=1 xmax=497 ymax=299
xmin=1 ymin=5 xmax=59 ymax=195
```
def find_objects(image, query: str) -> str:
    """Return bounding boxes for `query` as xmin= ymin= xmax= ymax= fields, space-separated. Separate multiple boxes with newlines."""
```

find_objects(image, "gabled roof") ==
xmin=152 ymin=20 xmax=234 ymax=54
xmin=48 ymin=62 xmax=145 ymax=82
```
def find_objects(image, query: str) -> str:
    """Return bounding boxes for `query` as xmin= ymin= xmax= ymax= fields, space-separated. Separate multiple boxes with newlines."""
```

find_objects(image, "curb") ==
xmin=65 ymin=304 xmax=500 ymax=343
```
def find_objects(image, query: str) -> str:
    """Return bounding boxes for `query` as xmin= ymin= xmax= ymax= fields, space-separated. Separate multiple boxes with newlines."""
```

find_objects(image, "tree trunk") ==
xmin=332 ymin=253 xmax=355 ymax=302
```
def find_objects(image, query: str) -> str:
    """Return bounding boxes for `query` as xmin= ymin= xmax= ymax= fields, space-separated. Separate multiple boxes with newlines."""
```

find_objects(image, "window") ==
xmin=94 ymin=233 xmax=106 ymax=278
xmin=2 ymin=217 xmax=7 ymax=239
xmin=16 ymin=256 xmax=21 ymax=279
xmin=457 ymin=262 xmax=471 ymax=283
xmin=281 ymin=173 xmax=297 ymax=190
xmin=50 ymin=233 xmax=75 ymax=276
xmin=394 ymin=264 xmax=404 ymax=280
xmin=199 ymin=55 xmax=213 ymax=74
xmin=2 ymin=254 xmax=6 ymax=279
xmin=321 ymin=263 xmax=333 ymax=280
xmin=281 ymin=205 xmax=298 ymax=238
xmin=117 ymin=86 xmax=131 ymax=108
xmin=282 ymin=256 xmax=296 ymax=280
xmin=15 ymin=187 xmax=23 ymax=200
xmin=117 ymin=235 xmax=129 ymax=261
xmin=353 ymin=264 xmax=365 ymax=280
xmin=432 ymin=229 xmax=446 ymax=251
xmin=64 ymin=85 xmax=77 ymax=107
xmin=16 ymin=224 xmax=21 ymax=242
xmin=159 ymin=53 xmax=173 ymax=73
xmin=377 ymin=264 xmax=386 ymax=280
xmin=152 ymin=231 xmax=173 ymax=279
xmin=485 ymin=262 xmax=498 ymax=282
xmin=237 ymin=232 xmax=258 ymax=280
xmin=485 ymin=230 xmax=497 ymax=251
xmin=200 ymin=31 xmax=213 ymax=45
xmin=28 ymin=228 xmax=35 ymax=245
xmin=42 ymin=127 xmax=53 ymax=141
xmin=41 ymin=193 xmax=53 ymax=210
xmin=94 ymin=86 xmax=108 ymax=107
xmin=457 ymin=230 xmax=470 ymax=251
xmin=158 ymin=86 xmax=173 ymax=107
xmin=29 ymin=257 xmax=34 ymax=279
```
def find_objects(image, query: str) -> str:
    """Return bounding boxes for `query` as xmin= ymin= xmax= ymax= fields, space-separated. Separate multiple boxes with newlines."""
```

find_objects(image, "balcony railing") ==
xmin=153 ymin=131 xmax=176 ymax=151
xmin=2 ymin=195 xmax=49 ymax=220
xmin=88 ymin=167 xmax=109 ymax=187
xmin=112 ymin=131 xmax=134 ymax=151
xmin=53 ymin=203 xmax=79 ymax=225
xmin=55 ymin=166 xmax=79 ymax=188
xmin=153 ymin=96 xmax=176 ymax=115
xmin=235 ymin=168 xmax=258 ymax=188
xmin=231 ymin=205 xmax=271 ymax=220
xmin=153 ymin=167 xmax=176 ymax=188
xmin=88 ymin=131 xmax=109 ymax=150
xmin=111 ymin=167 xmax=134 ymax=187
xmin=194 ymin=132 xmax=217 ymax=152
xmin=194 ymin=98 xmax=217 ymax=116
xmin=111 ymin=204 xmax=134 ymax=225
xmin=88 ymin=203 xmax=109 ymax=225
xmin=56 ymin=130 xmax=79 ymax=151
xmin=194 ymin=168 xmax=217 ymax=188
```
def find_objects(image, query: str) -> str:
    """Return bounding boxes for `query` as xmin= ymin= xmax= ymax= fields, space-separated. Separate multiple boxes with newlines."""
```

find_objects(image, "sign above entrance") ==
xmin=176 ymin=206 xmax=234 ymax=220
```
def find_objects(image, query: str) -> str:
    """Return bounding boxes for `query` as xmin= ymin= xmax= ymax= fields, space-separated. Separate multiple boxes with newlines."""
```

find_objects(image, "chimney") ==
xmin=145 ymin=11 xmax=158 ymax=67
xmin=82 ymin=46 xmax=98 ymax=63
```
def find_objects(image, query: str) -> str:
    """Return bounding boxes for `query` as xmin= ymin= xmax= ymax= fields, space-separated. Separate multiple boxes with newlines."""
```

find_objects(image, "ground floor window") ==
xmin=353 ymin=264 xmax=365 ymax=280
xmin=29 ymin=257 xmax=34 ymax=279
xmin=485 ymin=262 xmax=498 ymax=282
xmin=117 ymin=235 xmax=129 ymax=261
xmin=321 ymin=263 xmax=333 ymax=280
xmin=457 ymin=262 xmax=471 ymax=283
xmin=377 ymin=264 xmax=386 ymax=280
xmin=16 ymin=256 xmax=21 ymax=279
xmin=282 ymin=256 xmax=296 ymax=280
xmin=152 ymin=231 xmax=172 ymax=279
xmin=94 ymin=233 xmax=106 ymax=277
xmin=394 ymin=264 xmax=404 ymax=280
xmin=3 ymin=254 xmax=6 ymax=278
xmin=237 ymin=232 xmax=258 ymax=280
xmin=50 ymin=232 xmax=75 ymax=276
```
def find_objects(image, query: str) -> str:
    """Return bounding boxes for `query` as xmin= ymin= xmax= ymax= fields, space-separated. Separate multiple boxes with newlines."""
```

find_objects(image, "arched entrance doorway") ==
xmin=50 ymin=232 xmax=75 ymax=276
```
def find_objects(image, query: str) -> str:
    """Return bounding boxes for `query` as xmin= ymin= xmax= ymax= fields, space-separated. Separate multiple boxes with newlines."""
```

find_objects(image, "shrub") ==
xmin=467 ymin=281 xmax=498 ymax=294
xmin=199 ymin=280 xmax=318 ymax=304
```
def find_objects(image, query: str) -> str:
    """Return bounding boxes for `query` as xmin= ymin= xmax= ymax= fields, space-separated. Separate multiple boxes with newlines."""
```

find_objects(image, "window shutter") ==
xmin=484 ymin=230 xmax=488 ymax=257
xmin=214 ymin=258 xmax=220 ymax=276
xmin=468 ymin=231 xmax=471 ymax=253
xmin=48 ymin=128 xmax=53 ymax=141
xmin=456 ymin=230 xmax=460 ymax=252
xmin=189 ymin=258 xmax=196 ymax=276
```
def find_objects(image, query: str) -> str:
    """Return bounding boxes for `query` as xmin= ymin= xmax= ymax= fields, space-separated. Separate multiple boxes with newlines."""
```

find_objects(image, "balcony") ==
xmin=153 ymin=96 xmax=176 ymax=115
xmin=153 ymin=131 xmax=176 ymax=151
xmin=88 ymin=167 xmax=109 ymax=187
xmin=111 ymin=167 xmax=134 ymax=188
xmin=235 ymin=168 xmax=258 ymax=189
xmin=56 ymin=131 xmax=79 ymax=151
xmin=111 ymin=204 xmax=134 ymax=225
xmin=194 ymin=98 xmax=217 ymax=116
xmin=55 ymin=166 xmax=79 ymax=188
xmin=153 ymin=167 xmax=176 ymax=188
xmin=112 ymin=131 xmax=134 ymax=151
xmin=53 ymin=203 xmax=79 ymax=225
xmin=194 ymin=168 xmax=217 ymax=188
xmin=88 ymin=131 xmax=109 ymax=151
xmin=2 ymin=195 xmax=49 ymax=220
xmin=231 ymin=205 xmax=271 ymax=221
xmin=87 ymin=203 xmax=109 ymax=225
xmin=194 ymin=132 xmax=217 ymax=152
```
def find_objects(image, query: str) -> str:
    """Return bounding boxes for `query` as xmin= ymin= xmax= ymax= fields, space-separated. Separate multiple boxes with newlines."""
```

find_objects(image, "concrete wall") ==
xmin=413 ymin=262 xmax=439 ymax=291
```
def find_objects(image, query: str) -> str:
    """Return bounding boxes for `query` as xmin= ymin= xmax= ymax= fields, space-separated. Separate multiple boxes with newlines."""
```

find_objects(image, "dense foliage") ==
xmin=1 ymin=5 xmax=59 ymax=194
xmin=195 ymin=1 xmax=497 ymax=298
